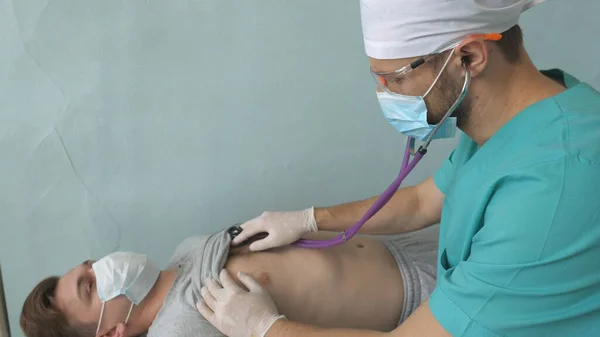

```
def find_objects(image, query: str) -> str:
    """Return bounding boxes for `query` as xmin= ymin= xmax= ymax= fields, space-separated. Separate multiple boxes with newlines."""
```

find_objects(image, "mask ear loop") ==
xmin=408 ymin=47 xmax=458 ymax=155
xmin=96 ymin=302 xmax=106 ymax=335
xmin=95 ymin=301 xmax=134 ymax=335
xmin=421 ymin=63 xmax=471 ymax=150
xmin=423 ymin=48 xmax=456 ymax=98
xmin=124 ymin=302 xmax=134 ymax=324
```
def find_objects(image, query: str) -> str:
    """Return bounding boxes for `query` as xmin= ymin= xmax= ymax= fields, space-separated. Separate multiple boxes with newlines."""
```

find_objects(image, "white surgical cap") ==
xmin=360 ymin=0 xmax=548 ymax=59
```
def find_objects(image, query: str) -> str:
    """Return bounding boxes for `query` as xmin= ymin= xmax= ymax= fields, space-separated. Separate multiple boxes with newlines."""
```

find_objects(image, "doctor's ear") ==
xmin=454 ymin=39 xmax=489 ymax=78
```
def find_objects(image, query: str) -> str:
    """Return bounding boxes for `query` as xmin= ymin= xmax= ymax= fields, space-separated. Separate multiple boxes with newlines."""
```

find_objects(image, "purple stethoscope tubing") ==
xmin=293 ymin=138 xmax=425 ymax=249
xmin=293 ymin=69 xmax=471 ymax=249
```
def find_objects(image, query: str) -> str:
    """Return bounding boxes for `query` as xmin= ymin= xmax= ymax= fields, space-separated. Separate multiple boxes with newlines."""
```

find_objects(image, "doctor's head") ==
xmin=361 ymin=0 xmax=534 ymax=131
xmin=20 ymin=253 xmax=159 ymax=337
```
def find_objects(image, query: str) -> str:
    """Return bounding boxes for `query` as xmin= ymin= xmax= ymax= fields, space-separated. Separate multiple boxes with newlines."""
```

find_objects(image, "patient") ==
xmin=20 ymin=224 xmax=438 ymax=337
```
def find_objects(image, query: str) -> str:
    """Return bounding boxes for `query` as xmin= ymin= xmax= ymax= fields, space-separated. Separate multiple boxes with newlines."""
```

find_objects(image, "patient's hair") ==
xmin=20 ymin=276 xmax=95 ymax=337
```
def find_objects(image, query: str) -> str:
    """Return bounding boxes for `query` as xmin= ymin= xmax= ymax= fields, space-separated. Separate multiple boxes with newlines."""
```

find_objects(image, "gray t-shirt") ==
xmin=146 ymin=229 xmax=231 ymax=337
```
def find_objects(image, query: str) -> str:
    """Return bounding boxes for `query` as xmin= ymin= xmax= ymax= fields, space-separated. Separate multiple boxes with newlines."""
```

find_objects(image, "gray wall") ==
xmin=1 ymin=1 xmax=598 ymax=336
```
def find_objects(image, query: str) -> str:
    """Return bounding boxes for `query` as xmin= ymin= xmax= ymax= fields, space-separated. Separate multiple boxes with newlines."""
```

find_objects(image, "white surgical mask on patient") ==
xmin=92 ymin=252 xmax=160 ymax=335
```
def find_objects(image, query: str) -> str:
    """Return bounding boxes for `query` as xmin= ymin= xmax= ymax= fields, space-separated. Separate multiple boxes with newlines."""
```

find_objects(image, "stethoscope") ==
xmin=229 ymin=68 xmax=471 ymax=248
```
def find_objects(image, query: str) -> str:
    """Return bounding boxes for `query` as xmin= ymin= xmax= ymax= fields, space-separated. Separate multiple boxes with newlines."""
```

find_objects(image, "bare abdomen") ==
xmin=225 ymin=233 xmax=404 ymax=332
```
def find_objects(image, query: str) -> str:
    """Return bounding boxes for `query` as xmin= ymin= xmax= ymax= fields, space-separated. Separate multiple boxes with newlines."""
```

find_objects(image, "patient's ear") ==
xmin=101 ymin=323 xmax=126 ymax=337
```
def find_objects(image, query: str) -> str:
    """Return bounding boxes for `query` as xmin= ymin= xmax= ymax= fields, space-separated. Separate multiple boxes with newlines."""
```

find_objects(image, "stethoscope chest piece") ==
xmin=227 ymin=225 xmax=243 ymax=239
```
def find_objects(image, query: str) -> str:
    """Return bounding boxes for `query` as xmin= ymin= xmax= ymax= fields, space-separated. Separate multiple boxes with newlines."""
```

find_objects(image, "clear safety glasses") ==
xmin=371 ymin=54 xmax=439 ymax=94
xmin=370 ymin=33 xmax=502 ymax=93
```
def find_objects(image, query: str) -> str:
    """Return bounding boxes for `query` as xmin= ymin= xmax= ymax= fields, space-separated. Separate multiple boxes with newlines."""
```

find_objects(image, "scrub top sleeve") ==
xmin=430 ymin=158 xmax=600 ymax=337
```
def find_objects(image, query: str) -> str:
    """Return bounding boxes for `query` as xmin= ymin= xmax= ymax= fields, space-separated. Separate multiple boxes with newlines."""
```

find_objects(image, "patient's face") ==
xmin=54 ymin=260 xmax=134 ymax=334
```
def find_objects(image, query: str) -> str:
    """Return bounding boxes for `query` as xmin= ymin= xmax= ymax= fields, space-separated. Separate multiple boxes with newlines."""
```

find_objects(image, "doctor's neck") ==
xmin=460 ymin=47 xmax=566 ymax=146
xmin=121 ymin=269 xmax=178 ymax=337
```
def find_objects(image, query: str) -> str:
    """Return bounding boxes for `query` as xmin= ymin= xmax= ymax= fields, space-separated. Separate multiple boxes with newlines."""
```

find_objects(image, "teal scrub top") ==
xmin=429 ymin=69 xmax=600 ymax=337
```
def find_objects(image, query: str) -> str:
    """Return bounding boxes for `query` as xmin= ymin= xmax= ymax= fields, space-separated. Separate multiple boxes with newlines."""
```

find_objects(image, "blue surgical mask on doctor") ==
xmin=92 ymin=252 xmax=160 ymax=335
xmin=375 ymin=51 xmax=458 ymax=141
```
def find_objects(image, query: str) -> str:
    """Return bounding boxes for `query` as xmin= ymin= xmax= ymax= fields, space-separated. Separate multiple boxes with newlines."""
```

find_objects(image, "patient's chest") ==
xmin=225 ymin=233 xmax=405 ymax=331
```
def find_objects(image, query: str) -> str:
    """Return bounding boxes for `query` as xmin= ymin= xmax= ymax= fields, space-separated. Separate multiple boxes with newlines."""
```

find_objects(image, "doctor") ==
xmin=198 ymin=0 xmax=600 ymax=336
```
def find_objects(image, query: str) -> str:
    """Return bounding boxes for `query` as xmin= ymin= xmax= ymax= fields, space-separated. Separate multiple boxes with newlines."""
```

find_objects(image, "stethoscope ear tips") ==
xmin=461 ymin=56 xmax=470 ymax=67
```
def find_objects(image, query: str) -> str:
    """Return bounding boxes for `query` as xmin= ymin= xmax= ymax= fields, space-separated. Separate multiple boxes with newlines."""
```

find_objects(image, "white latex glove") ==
xmin=197 ymin=270 xmax=285 ymax=337
xmin=231 ymin=207 xmax=318 ymax=251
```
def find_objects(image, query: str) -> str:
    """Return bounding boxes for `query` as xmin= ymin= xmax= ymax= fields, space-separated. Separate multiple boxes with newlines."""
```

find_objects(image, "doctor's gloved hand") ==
xmin=197 ymin=270 xmax=285 ymax=337
xmin=231 ymin=207 xmax=318 ymax=251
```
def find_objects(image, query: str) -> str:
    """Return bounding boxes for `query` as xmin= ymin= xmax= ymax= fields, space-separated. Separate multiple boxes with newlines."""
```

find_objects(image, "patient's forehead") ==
xmin=54 ymin=261 xmax=98 ymax=324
